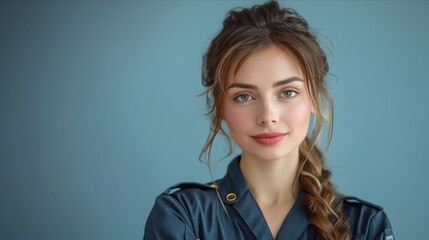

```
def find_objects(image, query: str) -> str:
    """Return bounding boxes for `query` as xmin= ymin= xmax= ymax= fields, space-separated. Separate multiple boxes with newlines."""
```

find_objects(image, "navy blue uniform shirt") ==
xmin=144 ymin=156 xmax=394 ymax=239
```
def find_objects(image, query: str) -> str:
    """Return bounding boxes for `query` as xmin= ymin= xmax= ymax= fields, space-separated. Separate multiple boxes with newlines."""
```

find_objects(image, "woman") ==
xmin=144 ymin=1 xmax=394 ymax=239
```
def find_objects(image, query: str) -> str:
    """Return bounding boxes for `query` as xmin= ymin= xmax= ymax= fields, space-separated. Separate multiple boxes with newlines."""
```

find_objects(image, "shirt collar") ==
xmin=217 ymin=155 xmax=248 ymax=204
xmin=277 ymin=191 xmax=310 ymax=238
xmin=216 ymin=155 xmax=310 ymax=239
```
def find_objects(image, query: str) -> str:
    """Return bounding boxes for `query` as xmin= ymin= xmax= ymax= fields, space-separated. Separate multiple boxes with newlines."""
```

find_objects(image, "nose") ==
xmin=257 ymin=100 xmax=279 ymax=126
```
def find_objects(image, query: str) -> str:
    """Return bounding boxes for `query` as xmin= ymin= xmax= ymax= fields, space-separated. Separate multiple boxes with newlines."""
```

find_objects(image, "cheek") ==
xmin=281 ymin=101 xmax=312 ymax=129
xmin=223 ymin=106 xmax=249 ymax=134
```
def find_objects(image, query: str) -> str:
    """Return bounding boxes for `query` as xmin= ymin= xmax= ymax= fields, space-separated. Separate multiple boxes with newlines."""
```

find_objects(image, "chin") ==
xmin=247 ymin=148 xmax=296 ymax=162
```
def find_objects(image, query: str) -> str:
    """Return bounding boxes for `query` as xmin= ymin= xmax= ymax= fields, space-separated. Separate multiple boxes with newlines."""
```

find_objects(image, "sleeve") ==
xmin=143 ymin=194 xmax=197 ymax=240
xmin=367 ymin=210 xmax=395 ymax=240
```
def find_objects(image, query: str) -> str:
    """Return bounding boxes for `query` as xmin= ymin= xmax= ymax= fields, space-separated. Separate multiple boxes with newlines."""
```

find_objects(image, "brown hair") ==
xmin=200 ymin=1 xmax=349 ymax=239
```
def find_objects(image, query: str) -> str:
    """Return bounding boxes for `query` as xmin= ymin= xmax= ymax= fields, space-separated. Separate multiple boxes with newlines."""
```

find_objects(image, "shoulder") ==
xmin=163 ymin=181 xmax=218 ymax=194
xmin=151 ymin=181 xmax=219 ymax=213
xmin=160 ymin=181 xmax=219 ymax=204
xmin=144 ymin=182 xmax=219 ymax=239
xmin=342 ymin=196 xmax=395 ymax=240
xmin=342 ymin=195 xmax=384 ymax=213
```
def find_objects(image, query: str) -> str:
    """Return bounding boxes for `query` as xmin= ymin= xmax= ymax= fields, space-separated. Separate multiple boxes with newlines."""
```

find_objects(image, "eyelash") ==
xmin=279 ymin=89 xmax=298 ymax=98
xmin=233 ymin=89 xmax=298 ymax=103
xmin=234 ymin=93 xmax=255 ymax=103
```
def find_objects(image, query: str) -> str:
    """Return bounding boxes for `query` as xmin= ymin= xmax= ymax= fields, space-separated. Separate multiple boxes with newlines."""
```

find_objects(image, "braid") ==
xmin=299 ymin=138 xmax=350 ymax=240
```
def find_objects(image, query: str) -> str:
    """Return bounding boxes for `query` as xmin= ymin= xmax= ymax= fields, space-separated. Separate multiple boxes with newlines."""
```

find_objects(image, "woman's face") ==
xmin=223 ymin=45 xmax=313 ymax=162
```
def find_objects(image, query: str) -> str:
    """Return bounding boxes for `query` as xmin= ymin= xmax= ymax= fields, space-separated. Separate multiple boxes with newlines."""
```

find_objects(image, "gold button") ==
xmin=226 ymin=193 xmax=237 ymax=202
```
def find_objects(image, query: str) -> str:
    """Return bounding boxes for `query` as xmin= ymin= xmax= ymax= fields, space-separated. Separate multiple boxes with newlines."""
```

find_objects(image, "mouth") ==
xmin=251 ymin=132 xmax=287 ymax=145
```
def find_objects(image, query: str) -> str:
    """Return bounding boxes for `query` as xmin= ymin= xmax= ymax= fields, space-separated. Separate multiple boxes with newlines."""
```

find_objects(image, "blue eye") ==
xmin=279 ymin=89 xmax=298 ymax=98
xmin=234 ymin=94 xmax=254 ymax=103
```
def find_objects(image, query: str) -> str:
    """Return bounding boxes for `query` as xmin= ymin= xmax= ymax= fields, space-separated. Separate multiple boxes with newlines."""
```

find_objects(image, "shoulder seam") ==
xmin=343 ymin=196 xmax=383 ymax=210
xmin=163 ymin=182 xmax=217 ymax=195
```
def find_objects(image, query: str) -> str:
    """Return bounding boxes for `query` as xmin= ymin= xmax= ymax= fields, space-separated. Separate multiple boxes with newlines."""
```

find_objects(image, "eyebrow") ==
xmin=226 ymin=77 xmax=303 ymax=90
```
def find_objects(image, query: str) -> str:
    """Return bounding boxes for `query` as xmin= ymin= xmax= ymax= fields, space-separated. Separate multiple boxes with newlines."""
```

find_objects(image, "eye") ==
xmin=279 ymin=89 xmax=298 ymax=98
xmin=234 ymin=93 xmax=255 ymax=103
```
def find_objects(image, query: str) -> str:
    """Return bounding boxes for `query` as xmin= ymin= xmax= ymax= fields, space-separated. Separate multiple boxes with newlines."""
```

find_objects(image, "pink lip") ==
xmin=252 ymin=132 xmax=286 ymax=145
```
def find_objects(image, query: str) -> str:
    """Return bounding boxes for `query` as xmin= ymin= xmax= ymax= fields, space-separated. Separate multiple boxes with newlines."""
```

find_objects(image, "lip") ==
xmin=251 ymin=132 xmax=286 ymax=145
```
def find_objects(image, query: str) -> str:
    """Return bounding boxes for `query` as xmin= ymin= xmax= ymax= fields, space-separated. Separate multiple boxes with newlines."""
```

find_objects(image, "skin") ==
xmin=222 ymin=44 xmax=314 ymax=238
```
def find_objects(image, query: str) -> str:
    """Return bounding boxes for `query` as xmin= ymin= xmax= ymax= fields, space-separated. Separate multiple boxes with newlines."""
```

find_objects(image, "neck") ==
xmin=239 ymin=151 xmax=300 ymax=206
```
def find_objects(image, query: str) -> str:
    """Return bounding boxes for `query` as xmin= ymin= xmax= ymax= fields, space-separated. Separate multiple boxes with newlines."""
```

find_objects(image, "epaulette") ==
xmin=342 ymin=196 xmax=383 ymax=211
xmin=163 ymin=182 xmax=218 ymax=194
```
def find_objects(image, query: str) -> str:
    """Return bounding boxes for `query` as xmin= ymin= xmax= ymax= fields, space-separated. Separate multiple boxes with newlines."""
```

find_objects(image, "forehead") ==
xmin=227 ymin=44 xmax=304 ymax=85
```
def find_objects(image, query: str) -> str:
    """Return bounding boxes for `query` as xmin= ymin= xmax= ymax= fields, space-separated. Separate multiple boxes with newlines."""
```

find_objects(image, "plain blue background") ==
xmin=1 ymin=0 xmax=428 ymax=239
